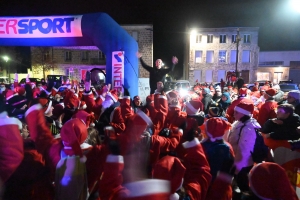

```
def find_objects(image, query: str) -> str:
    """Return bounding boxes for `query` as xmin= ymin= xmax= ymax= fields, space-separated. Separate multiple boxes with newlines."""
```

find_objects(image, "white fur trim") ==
xmin=169 ymin=104 xmax=181 ymax=109
xmin=52 ymin=87 xmax=58 ymax=92
xmin=170 ymin=193 xmax=180 ymax=200
xmin=44 ymin=100 xmax=52 ymax=114
xmin=177 ymin=128 xmax=183 ymax=135
xmin=25 ymin=104 xmax=42 ymax=117
xmin=125 ymin=179 xmax=170 ymax=197
xmin=137 ymin=110 xmax=153 ymax=127
xmin=107 ymin=92 xmax=117 ymax=102
xmin=0 ymin=116 xmax=22 ymax=129
xmin=80 ymin=143 xmax=92 ymax=150
xmin=159 ymin=95 xmax=168 ymax=100
xmin=122 ymin=96 xmax=131 ymax=99
xmin=216 ymin=171 xmax=234 ymax=184
xmin=81 ymin=104 xmax=87 ymax=110
xmin=234 ymin=106 xmax=251 ymax=116
xmin=182 ymin=138 xmax=200 ymax=149
xmin=186 ymin=102 xmax=200 ymax=114
xmin=83 ymin=90 xmax=93 ymax=96
xmin=6 ymin=93 xmax=17 ymax=101
xmin=106 ymin=155 xmax=124 ymax=163
xmin=0 ymin=111 xmax=8 ymax=118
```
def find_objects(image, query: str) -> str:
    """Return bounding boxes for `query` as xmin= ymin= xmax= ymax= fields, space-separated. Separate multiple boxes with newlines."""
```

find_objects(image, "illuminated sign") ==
xmin=0 ymin=15 xmax=83 ymax=38
xmin=112 ymin=51 xmax=124 ymax=93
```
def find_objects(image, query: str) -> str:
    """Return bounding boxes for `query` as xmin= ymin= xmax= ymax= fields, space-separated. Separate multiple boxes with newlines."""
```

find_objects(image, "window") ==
xmin=196 ymin=34 xmax=202 ymax=43
xmin=81 ymin=51 xmax=88 ymax=61
xmin=99 ymin=51 xmax=105 ymax=60
xmin=219 ymin=50 xmax=226 ymax=63
xmin=232 ymin=34 xmax=237 ymax=43
xmin=219 ymin=35 xmax=226 ymax=43
xmin=230 ymin=50 xmax=237 ymax=63
xmin=65 ymin=51 xmax=72 ymax=61
xmin=259 ymin=61 xmax=284 ymax=66
xmin=195 ymin=50 xmax=202 ymax=63
xmin=43 ymin=51 xmax=49 ymax=61
xmin=242 ymin=50 xmax=250 ymax=63
xmin=131 ymin=31 xmax=138 ymax=41
xmin=257 ymin=72 xmax=270 ymax=81
xmin=206 ymin=51 xmax=214 ymax=63
xmin=207 ymin=34 xmax=213 ymax=43
xmin=243 ymin=34 xmax=251 ymax=43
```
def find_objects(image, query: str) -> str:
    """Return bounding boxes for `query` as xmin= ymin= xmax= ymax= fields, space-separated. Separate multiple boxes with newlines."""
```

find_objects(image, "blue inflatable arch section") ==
xmin=0 ymin=12 xmax=138 ymax=96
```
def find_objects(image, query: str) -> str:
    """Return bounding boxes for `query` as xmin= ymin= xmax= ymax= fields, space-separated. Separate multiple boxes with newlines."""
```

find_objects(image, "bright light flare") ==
xmin=290 ymin=0 xmax=300 ymax=13
xmin=3 ymin=56 xmax=9 ymax=62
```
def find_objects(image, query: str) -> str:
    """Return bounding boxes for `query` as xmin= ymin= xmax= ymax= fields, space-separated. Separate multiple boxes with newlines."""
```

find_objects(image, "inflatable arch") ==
xmin=0 ymin=12 xmax=138 ymax=96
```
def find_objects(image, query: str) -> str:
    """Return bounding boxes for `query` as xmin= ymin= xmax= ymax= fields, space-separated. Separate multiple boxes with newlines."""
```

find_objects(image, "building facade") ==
xmin=258 ymin=51 xmax=300 ymax=84
xmin=30 ymin=24 xmax=153 ymax=82
xmin=184 ymin=27 xmax=260 ymax=86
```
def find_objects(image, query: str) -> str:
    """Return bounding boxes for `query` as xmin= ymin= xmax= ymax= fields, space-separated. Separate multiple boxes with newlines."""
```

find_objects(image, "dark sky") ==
xmin=0 ymin=0 xmax=299 ymax=74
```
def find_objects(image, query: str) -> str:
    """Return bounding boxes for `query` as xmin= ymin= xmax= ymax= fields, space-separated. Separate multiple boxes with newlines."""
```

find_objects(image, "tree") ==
xmin=31 ymin=47 xmax=57 ymax=79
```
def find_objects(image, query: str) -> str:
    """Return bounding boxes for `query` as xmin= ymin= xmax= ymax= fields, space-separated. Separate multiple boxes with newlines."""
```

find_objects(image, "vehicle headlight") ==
xmin=179 ymin=89 xmax=188 ymax=97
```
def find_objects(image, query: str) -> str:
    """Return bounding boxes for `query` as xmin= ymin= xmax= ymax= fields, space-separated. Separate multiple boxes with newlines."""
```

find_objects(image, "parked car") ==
xmin=164 ymin=80 xmax=191 ymax=96
xmin=247 ymin=80 xmax=268 ymax=90
xmin=279 ymin=83 xmax=299 ymax=93
xmin=279 ymin=80 xmax=293 ymax=84
xmin=19 ymin=78 xmax=41 ymax=85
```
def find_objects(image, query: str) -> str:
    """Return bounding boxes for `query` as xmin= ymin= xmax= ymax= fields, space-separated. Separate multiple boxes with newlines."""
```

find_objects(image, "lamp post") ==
xmin=235 ymin=28 xmax=241 ymax=78
xmin=3 ymin=56 xmax=10 ymax=80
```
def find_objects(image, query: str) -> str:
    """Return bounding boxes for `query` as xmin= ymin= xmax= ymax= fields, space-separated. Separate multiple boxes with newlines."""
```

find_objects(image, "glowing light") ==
xmin=190 ymin=29 xmax=197 ymax=36
xmin=290 ymin=0 xmax=300 ymax=13
xmin=3 ymin=56 xmax=9 ymax=62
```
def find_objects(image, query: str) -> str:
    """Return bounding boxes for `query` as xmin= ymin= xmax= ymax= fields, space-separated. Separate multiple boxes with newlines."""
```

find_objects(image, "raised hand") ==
xmin=172 ymin=56 xmax=178 ymax=64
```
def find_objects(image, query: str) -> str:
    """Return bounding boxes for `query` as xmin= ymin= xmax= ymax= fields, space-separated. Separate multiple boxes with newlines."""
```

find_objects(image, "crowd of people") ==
xmin=1 ymin=70 xmax=300 ymax=200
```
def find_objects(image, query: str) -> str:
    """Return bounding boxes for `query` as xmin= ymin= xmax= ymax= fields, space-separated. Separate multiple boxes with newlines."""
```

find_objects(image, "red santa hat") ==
xmin=167 ymin=91 xmax=178 ymax=104
xmin=238 ymin=88 xmax=248 ymax=97
xmin=64 ymin=90 xmax=80 ymax=109
xmin=234 ymin=102 xmax=254 ymax=116
xmin=186 ymin=99 xmax=202 ymax=115
xmin=249 ymin=162 xmax=298 ymax=200
xmin=72 ymin=110 xmax=94 ymax=128
xmin=152 ymin=155 xmax=186 ymax=195
xmin=15 ymin=86 xmax=26 ymax=96
xmin=60 ymin=118 xmax=90 ymax=160
xmin=38 ymin=98 xmax=53 ymax=114
xmin=6 ymin=90 xmax=16 ymax=101
xmin=106 ymin=89 xmax=119 ymax=102
xmin=205 ymin=118 xmax=231 ymax=142
xmin=265 ymin=88 xmax=276 ymax=97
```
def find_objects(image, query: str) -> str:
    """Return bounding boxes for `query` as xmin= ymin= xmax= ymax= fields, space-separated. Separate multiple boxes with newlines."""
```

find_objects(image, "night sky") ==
xmin=0 ymin=0 xmax=299 ymax=76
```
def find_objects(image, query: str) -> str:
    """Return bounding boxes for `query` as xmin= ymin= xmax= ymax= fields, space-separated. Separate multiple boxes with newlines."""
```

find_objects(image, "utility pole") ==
xmin=235 ymin=28 xmax=241 ymax=78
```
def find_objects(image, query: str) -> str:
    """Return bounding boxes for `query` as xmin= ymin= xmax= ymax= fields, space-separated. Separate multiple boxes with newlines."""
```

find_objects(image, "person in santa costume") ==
xmin=225 ymin=102 xmax=261 ymax=194
xmin=25 ymin=104 xmax=110 ymax=199
xmin=257 ymin=88 xmax=278 ymax=126
xmin=246 ymin=162 xmax=298 ymax=200
xmin=226 ymin=88 xmax=254 ymax=123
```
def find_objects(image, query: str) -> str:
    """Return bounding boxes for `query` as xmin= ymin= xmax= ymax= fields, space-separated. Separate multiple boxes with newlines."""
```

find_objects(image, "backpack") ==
xmin=238 ymin=124 xmax=269 ymax=163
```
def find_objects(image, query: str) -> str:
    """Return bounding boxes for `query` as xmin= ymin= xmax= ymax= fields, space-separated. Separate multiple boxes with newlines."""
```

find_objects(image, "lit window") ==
xmin=206 ymin=51 xmax=214 ymax=63
xmin=242 ymin=50 xmax=250 ymax=63
xmin=219 ymin=50 xmax=226 ymax=63
xmin=81 ymin=51 xmax=88 ymax=61
xmin=230 ymin=50 xmax=237 ymax=63
xmin=195 ymin=50 xmax=202 ymax=63
xmin=196 ymin=34 xmax=202 ymax=43
xmin=207 ymin=34 xmax=213 ymax=43
xmin=244 ymin=34 xmax=251 ymax=43
xmin=65 ymin=51 xmax=72 ymax=61
xmin=220 ymin=35 xmax=226 ymax=43
xmin=232 ymin=34 xmax=237 ymax=43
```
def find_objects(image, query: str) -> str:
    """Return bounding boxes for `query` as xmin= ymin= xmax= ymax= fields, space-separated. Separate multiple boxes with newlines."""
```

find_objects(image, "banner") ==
xmin=112 ymin=51 xmax=124 ymax=93
xmin=0 ymin=15 xmax=83 ymax=38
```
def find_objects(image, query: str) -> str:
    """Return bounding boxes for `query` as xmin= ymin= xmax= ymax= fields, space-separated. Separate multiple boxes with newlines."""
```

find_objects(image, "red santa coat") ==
xmin=99 ymin=154 xmax=171 ymax=200
xmin=83 ymin=90 xmax=102 ymax=118
xmin=182 ymin=138 xmax=212 ymax=200
xmin=153 ymin=94 xmax=168 ymax=135
xmin=119 ymin=96 xmax=134 ymax=123
xmin=164 ymin=105 xmax=187 ymax=129
xmin=0 ymin=111 xmax=23 ymax=183
xmin=205 ymin=172 xmax=233 ymax=200
xmin=257 ymin=100 xmax=277 ymax=126
xmin=226 ymin=97 xmax=254 ymax=123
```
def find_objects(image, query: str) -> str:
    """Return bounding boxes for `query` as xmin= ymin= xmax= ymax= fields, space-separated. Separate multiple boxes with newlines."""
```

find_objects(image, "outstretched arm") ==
xmin=161 ymin=56 xmax=178 ymax=75
xmin=138 ymin=52 xmax=153 ymax=72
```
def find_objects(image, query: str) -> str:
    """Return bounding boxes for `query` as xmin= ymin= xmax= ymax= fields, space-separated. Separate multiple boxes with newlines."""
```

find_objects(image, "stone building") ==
xmin=183 ymin=27 xmax=260 ymax=86
xmin=30 ymin=24 xmax=153 ymax=81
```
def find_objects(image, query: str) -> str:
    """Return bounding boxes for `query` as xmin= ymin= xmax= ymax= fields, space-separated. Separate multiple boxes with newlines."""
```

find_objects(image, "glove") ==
xmin=159 ymin=128 xmax=171 ymax=138
xmin=108 ymin=140 xmax=120 ymax=155
xmin=122 ymin=84 xmax=130 ymax=96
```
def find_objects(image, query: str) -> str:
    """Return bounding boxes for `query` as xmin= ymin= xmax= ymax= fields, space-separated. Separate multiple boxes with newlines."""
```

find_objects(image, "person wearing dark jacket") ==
xmin=202 ymin=88 xmax=213 ymax=114
xmin=261 ymin=104 xmax=300 ymax=140
xmin=138 ymin=52 xmax=178 ymax=94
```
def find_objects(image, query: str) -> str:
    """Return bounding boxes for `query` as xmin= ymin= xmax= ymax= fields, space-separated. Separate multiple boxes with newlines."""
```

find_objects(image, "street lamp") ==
xmin=235 ymin=28 xmax=241 ymax=78
xmin=3 ymin=56 xmax=10 ymax=80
